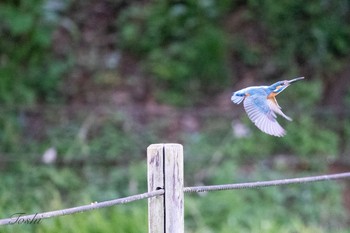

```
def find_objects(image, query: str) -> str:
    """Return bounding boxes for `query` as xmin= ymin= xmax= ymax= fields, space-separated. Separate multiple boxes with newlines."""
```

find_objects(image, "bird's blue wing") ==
xmin=243 ymin=95 xmax=286 ymax=137
xmin=231 ymin=91 xmax=245 ymax=104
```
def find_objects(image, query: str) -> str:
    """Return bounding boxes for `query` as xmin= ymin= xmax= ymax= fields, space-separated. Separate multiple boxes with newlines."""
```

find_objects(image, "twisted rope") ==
xmin=1 ymin=172 xmax=350 ymax=226
xmin=184 ymin=172 xmax=350 ymax=193
xmin=0 ymin=189 xmax=164 ymax=226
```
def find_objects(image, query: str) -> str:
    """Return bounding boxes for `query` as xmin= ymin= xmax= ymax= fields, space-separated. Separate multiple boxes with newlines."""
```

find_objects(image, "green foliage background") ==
xmin=118 ymin=0 xmax=232 ymax=105
xmin=1 ymin=0 xmax=350 ymax=232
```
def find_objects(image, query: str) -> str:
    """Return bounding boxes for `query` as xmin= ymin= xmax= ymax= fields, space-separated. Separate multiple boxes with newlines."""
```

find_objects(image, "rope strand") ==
xmin=0 ymin=189 xmax=164 ymax=226
xmin=1 ymin=172 xmax=350 ymax=226
xmin=183 ymin=172 xmax=350 ymax=193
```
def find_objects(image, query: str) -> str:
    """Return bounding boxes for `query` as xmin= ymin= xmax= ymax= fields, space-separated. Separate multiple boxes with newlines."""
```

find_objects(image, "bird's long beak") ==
xmin=288 ymin=77 xmax=305 ymax=84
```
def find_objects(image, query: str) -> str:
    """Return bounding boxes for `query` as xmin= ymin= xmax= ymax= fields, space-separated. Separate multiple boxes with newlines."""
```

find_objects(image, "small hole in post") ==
xmin=156 ymin=187 xmax=163 ymax=190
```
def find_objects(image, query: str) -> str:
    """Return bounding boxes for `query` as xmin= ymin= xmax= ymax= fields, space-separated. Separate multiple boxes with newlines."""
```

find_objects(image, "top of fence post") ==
xmin=147 ymin=143 xmax=184 ymax=233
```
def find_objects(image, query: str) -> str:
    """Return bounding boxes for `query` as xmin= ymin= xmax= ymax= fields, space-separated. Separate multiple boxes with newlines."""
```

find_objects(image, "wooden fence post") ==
xmin=148 ymin=143 xmax=184 ymax=233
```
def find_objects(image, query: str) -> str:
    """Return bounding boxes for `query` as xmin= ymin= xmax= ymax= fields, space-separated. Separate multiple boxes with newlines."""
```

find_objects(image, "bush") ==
xmin=0 ymin=0 xmax=70 ymax=151
xmin=248 ymin=0 xmax=350 ymax=74
xmin=118 ymin=1 xmax=232 ymax=105
xmin=0 ymin=0 xmax=69 ymax=106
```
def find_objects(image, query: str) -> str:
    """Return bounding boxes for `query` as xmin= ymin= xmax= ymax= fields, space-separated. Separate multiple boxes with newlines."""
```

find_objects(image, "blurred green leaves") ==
xmin=248 ymin=0 xmax=350 ymax=73
xmin=186 ymin=185 xmax=346 ymax=233
xmin=118 ymin=1 xmax=231 ymax=105
xmin=118 ymin=0 xmax=350 ymax=106
xmin=0 ymin=0 xmax=70 ymax=151
xmin=0 ymin=0 xmax=69 ymax=106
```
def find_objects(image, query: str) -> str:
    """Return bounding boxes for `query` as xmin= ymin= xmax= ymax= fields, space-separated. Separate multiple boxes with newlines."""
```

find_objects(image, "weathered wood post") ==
xmin=147 ymin=143 xmax=184 ymax=233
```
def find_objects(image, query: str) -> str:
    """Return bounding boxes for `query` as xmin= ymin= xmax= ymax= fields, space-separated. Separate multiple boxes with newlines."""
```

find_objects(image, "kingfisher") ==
xmin=231 ymin=77 xmax=304 ymax=137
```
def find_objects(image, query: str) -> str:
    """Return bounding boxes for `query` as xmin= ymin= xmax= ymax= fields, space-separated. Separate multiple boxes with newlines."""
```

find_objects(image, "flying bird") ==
xmin=231 ymin=77 xmax=304 ymax=137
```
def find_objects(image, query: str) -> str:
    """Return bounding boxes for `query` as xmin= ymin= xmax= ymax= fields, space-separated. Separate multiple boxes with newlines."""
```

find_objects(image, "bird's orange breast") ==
xmin=268 ymin=92 xmax=277 ymax=98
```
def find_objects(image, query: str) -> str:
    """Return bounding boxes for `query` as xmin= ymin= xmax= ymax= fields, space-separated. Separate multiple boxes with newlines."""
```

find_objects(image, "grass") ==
xmin=0 ymin=106 xmax=349 ymax=232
